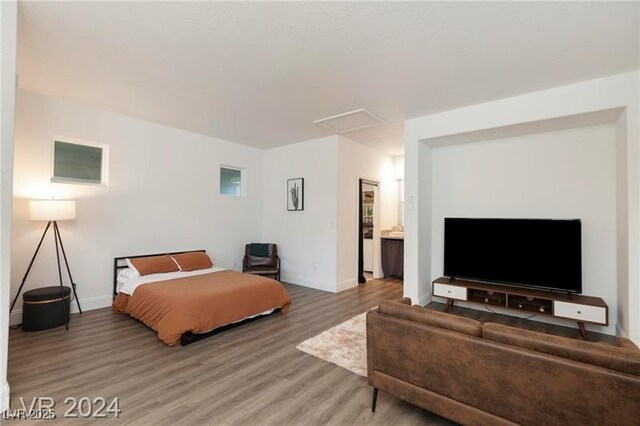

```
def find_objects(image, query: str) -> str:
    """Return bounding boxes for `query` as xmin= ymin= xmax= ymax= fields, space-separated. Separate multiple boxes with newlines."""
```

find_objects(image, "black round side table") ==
xmin=22 ymin=286 xmax=71 ymax=331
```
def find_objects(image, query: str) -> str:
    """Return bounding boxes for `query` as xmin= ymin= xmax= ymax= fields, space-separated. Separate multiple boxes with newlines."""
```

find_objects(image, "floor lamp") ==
xmin=10 ymin=199 xmax=82 ymax=330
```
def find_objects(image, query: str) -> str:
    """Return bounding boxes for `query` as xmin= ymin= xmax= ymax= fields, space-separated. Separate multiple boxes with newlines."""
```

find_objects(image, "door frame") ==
xmin=358 ymin=177 xmax=381 ymax=284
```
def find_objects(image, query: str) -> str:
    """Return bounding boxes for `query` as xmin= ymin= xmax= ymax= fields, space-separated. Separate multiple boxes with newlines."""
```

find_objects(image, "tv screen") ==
xmin=444 ymin=218 xmax=582 ymax=293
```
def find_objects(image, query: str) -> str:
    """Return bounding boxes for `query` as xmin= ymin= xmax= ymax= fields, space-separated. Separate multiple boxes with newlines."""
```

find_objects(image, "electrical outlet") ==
xmin=233 ymin=261 xmax=238 ymax=269
xmin=313 ymin=265 xmax=317 ymax=273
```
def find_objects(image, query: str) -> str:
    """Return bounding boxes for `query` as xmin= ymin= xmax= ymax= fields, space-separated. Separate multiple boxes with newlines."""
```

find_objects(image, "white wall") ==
xmin=393 ymin=156 xmax=404 ymax=180
xmin=261 ymin=135 xmax=396 ymax=293
xmin=10 ymin=90 xmax=264 ymax=322
xmin=0 ymin=0 xmax=17 ymax=412
xmin=405 ymin=71 xmax=639 ymax=342
xmin=12 ymin=93 xmax=399 ymax=317
xmin=336 ymin=136 xmax=395 ymax=290
xmin=430 ymin=125 xmax=617 ymax=334
xmin=261 ymin=136 xmax=339 ymax=292
xmin=616 ymin=111 xmax=629 ymax=336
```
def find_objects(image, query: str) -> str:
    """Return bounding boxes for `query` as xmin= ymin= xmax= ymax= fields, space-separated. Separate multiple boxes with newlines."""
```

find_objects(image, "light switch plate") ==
xmin=406 ymin=195 xmax=414 ymax=211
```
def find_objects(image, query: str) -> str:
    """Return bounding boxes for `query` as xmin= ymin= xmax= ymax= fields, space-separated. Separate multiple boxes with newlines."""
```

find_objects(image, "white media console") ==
xmin=432 ymin=277 xmax=608 ymax=339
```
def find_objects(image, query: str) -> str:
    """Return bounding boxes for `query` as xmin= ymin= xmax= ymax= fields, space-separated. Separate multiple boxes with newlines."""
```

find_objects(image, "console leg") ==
xmin=371 ymin=388 xmax=378 ymax=413
xmin=445 ymin=299 xmax=454 ymax=312
xmin=577 ymin=321 xmax=587 ymax=340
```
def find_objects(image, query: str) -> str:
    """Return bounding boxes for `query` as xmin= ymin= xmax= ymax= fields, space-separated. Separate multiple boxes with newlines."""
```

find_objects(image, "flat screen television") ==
xmin=444 ymin=218 xmax=582 ymax=293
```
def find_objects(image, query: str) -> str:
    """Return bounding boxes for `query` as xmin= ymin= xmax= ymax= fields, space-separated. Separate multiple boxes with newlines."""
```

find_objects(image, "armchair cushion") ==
xmin=249 ymin=243 xmax=270 ymax=257
xmin=245 ymin=255 xmax=277 ymax=267
xmin=244 ymin=267 xmax=280 ymax=275
xmin=244 ymin=243 xmax=280 ymax=272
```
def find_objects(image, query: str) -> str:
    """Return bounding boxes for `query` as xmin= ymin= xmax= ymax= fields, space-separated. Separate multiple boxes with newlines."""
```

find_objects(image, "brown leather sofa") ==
xmin=367 ymin=299 xmax=640 ymax=425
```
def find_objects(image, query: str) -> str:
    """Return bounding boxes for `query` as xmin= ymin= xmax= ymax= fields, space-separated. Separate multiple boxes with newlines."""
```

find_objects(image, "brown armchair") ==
xmin=243 ymin=243 xmax=280 ymax=281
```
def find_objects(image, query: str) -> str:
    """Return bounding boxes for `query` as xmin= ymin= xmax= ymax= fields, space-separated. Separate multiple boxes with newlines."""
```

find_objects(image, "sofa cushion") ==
xmin=483 ymin=322 xmax=640 ymax=376
xmin=377 ymin=301 xmax=482 ymax=337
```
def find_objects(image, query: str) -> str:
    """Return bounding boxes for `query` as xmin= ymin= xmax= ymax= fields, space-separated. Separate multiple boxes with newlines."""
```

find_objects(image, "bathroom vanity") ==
xmin=381 ymin=233 xmax=404 ymax=279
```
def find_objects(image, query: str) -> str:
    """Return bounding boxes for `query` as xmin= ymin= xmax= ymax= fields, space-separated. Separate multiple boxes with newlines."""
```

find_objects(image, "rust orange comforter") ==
xmin=112 ymin=270 xmax=291 ymax=346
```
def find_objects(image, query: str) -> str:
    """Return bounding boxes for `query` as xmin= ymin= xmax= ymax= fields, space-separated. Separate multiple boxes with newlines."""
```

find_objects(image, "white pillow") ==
xmin=117 ymin=268 xmax=138 ymax=284
xmin=125 ymin=258 xmax=142 ymax=277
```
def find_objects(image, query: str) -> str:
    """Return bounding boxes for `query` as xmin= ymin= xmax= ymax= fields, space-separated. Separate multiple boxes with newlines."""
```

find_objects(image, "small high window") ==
xmin=220 ymin=166 xmax=245 ymax=196
xmin=52 ymin=137 xmax=108 ymax=185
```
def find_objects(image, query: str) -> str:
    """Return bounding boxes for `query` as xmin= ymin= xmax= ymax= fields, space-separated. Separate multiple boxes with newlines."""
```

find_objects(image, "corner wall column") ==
xmin=404 ymin=127 xmax=433 ymax=306
xmin=0 ymin=0 xmax=18 ymax=413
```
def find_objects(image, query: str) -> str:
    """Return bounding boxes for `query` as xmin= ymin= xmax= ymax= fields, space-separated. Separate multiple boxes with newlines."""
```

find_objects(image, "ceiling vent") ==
xmin=313 ymin=108 xmax=384 ymax=133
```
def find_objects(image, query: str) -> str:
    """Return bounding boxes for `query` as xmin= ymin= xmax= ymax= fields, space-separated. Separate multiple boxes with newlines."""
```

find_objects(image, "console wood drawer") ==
xmin=433 ymin=283 xmax=467 ymax=301
xmin=553 ymin=301 xmax=606 ymax=325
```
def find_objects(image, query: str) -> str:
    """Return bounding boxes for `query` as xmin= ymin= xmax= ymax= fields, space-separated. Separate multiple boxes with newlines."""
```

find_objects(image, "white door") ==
xmin=364 ymin=239 xmax=374 ymax=272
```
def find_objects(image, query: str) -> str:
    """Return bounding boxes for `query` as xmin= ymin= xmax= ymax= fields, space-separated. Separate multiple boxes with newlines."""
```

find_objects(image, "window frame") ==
xmin=219 ymin=165 xmax=246 ymax=197
xmin=50 ymin=135 xmax=109 ymax=186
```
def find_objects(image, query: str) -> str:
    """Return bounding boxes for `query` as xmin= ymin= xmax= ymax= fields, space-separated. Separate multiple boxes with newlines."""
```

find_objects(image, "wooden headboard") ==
xmin=113 ymin=250 xmax=206 ymax=296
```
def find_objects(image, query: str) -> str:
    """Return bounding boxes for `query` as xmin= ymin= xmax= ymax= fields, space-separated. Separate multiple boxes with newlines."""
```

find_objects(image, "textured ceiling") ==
xmin=17 ymin=2 xmax=639 ymax=155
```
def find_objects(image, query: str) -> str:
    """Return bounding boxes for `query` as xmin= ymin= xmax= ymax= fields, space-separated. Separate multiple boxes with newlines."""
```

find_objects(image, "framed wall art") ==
xmin=287 ymin=178 xmax=304 ymax=211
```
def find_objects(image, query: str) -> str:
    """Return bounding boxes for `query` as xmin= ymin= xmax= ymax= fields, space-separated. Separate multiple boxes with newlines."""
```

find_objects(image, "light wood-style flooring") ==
xmin=9 ymin=279 xmax=615 ymax=424
xmin=8 ymin=279 xmax=454 ymax=425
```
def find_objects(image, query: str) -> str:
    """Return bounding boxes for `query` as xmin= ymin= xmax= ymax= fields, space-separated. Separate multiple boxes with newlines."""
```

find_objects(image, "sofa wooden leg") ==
xmin=372 ymin=387 xmax=378 ymax=413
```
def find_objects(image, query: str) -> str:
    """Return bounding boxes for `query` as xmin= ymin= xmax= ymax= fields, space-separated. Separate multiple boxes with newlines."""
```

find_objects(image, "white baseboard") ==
xmin=280 ymin=273 xmax=336 ymax=293
xmin=616 ymin=322 xmax=629 ymax=338
xmin=418 ymin=293 xmax=431 ymax=307
xmin=0 ymin=382 xmax=9 ymax=413
xmin=614 ymin=323 xmax=640 ymax=347
xmin=337 ymin=279 xmax=357 ymax=292
xmin=9 ymin=294 xmax=113 ymax=326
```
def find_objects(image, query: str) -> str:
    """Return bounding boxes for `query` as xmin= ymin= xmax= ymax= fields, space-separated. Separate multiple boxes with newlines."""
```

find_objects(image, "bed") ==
xmin=112 ymin=250 xmax=292 ymax=346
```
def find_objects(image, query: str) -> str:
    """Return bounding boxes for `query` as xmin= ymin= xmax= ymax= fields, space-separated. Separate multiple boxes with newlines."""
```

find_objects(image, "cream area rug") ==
xmin=296 ymin=312 xmax=367 ymax=377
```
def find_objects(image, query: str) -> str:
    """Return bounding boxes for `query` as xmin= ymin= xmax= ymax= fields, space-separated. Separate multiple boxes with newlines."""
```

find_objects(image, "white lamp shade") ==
xmin=29 ymin=200 xmax=76 ymax=221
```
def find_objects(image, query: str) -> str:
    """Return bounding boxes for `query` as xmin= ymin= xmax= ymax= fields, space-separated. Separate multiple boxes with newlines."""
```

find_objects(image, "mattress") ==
xmin=113 ymin=268 xmax=292 ymax=345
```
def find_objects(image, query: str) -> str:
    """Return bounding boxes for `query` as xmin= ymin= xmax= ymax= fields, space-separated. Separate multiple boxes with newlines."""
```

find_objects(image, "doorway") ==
xmin=358 ymin=179 xmax=378 ymax=284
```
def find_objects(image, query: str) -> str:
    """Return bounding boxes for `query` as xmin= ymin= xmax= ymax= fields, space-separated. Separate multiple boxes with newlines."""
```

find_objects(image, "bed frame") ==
xmin=113 ymin=249 xmax=206 ymax=297
xmin=179 ymin=310 xmax=279 ymax=346
xmin=112 ymin=250 xmax=280 ymax=346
